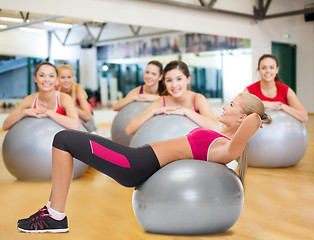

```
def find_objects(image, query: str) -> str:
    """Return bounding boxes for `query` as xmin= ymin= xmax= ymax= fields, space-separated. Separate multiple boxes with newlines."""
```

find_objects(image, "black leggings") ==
xmin=52 ymin=130 xmax=160 ymax=187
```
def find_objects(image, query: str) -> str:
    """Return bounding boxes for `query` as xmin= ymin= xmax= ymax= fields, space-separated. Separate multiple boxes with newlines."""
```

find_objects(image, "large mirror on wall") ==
xmin=97 ymin=32 xmax=252 ymax=105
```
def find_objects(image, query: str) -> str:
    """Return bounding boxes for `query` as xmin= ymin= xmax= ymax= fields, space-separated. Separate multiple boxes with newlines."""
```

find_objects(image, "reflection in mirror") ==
xmin=0 ymin=32 xmax=251 ymax=111
xmin=0 ymin=57 xmax=42 ymax=110
xmin=97 ymin=32 xmax=251 ymax=105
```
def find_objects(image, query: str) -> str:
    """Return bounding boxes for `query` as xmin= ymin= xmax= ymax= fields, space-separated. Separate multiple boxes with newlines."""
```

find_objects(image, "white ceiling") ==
xmin=1 ymin=0 xmax=313 ymax=46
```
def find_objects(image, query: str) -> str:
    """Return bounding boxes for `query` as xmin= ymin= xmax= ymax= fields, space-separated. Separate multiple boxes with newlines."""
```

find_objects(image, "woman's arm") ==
xmin=165 ymin=93 xmax=219 ymax=130
xmin=125 ymin=97 xmax=165 ymax=136
xmin=210 ymin=113 xmax=260 ymax=164
xmin=244 ymin=87 xmax=279 ymax=109
xmin=2 ymin=94 xmax=43 ymax=130
xmin=245 ymin=86 xmax=307 ymax=122
xmin=47 ymin=93 xmax=80 ymax=130
xmin=187 ymin=94 xmax=219 ymax=130
xmin=75 ymin=84 xmax=92 ymax=122
xmin=281 ymin=88 xmax=308 ymax=122
xmin=136 ymin=93 xmax=160 ymax=102
xmin=112 ymin=87 xmax=140 ymax=111
xmin=261 ymin=101 xmax=282 ymax=110
xmin=244 ymin=87 xmax=282 ymax=110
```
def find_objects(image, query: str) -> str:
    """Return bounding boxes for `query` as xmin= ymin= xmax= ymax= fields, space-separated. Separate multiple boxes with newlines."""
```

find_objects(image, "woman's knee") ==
xmin=52 ymin=130 xmax=73 ymax=151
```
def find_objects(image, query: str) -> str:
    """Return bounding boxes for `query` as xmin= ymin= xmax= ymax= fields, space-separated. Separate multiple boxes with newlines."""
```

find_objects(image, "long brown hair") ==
xmin=147 ymin=60 xmax=165 ymax=95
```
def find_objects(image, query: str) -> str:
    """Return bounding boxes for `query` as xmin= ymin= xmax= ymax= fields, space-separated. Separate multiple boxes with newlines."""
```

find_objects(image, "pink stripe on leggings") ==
xmin=90 ymin=140 xmax=130 ymax=168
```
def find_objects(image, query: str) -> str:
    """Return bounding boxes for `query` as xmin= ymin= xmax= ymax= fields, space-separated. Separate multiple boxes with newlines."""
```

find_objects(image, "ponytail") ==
xmin=237 ymin=92 xmax=272 ymax=186
xmin=261 ymin=113 xmax=272 ymax=125
xmin=237 ymin=144 xmax=247 ymax=186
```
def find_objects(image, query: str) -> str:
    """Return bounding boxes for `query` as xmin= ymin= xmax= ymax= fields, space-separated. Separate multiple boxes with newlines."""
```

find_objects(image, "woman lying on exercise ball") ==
xmin=17 ymin=92 xmax=271 ymax=233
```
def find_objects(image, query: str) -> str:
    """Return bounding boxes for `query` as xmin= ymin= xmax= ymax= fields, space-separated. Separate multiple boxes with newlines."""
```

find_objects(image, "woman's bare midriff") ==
xmin=149 ymin=136 xmax=193 ymax=167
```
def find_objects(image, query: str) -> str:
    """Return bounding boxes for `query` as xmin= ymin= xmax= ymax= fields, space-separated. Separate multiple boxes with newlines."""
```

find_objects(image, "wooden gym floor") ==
xmin=0 ymin=118 xmax=313 ymax=240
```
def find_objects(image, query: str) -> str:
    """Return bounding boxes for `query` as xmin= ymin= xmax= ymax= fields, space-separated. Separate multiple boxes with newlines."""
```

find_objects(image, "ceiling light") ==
xmin=20 ymin=27 xmax=47 ymax=33
xmin=44 ymin=21 xmax=72 ymax=29
xmin=102 ymin=65 xmax=109 ymax=71
xmin=0 ymin=17 xmax=25 ymax=23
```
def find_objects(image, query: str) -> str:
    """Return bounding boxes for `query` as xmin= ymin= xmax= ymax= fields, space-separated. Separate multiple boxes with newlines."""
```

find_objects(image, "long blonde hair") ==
xmin=237 ymin=92 xmax=272 ymax=184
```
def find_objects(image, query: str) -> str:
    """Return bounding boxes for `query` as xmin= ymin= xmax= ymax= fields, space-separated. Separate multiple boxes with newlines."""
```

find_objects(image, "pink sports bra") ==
xmin=32 ymin=92 xmax=66 ymax=115
xmin=187 ymin=128 xmax=230 ymax=161
xmin=162 ymin=94 xmax=200 ymax=113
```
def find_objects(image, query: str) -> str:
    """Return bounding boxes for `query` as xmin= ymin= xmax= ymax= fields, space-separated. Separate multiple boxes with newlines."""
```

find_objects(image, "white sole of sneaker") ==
xmin=17 ymin=226 xmax=69 ymax=233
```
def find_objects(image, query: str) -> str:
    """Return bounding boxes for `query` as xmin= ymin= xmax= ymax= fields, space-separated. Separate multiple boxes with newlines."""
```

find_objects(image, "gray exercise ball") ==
xmin=130 ymin=115 xmax=199 ymax=147
xmin=132 ymin=160 xmax=244 ymax=235
xmin=80 ymin=116 xmax=97 ymax=133
xmin=2 ymin=117 xmax=88 ymax=181
xmin=111 ymin=101 xmax=152 ymax=146
xmin=247 ymin=110 xmax=307 ymax=168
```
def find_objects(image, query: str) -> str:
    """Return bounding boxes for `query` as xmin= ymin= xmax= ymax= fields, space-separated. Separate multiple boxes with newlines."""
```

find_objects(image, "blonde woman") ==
xmin=17 ymin=92 xmax=271 ymax=233
xmin=57 ymin=64 xmax=92 ymax=123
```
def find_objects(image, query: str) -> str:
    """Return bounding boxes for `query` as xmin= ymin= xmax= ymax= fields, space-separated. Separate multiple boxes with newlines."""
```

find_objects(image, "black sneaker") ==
xmin=17 ymin=210 xmax=69 ymax=233
xmin=18 ymin=206 xmax=48 ymax=224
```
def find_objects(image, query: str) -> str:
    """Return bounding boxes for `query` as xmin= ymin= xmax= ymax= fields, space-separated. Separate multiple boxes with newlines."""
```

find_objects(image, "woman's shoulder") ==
xmin=193 ymin=92 xmax=206 ymax=99
xmin=275 ymin=81 xmax=290 ymax=94
xmin=75 ymin=83 xmax=88 ymax=92
xmin=59 ymin=91 xmax=73 ymax=101
xmin=152 ymin=95 xmax=164 ymax=104
xmin=75 ymin=84 xmax=88 ymax=97
xmin=74 ymin=83 xmax=83 ymax=91
xmin=59 ymin=92 xmax=76 ymax=110
xmin=21 ymin=93 xmax=37 ymax=105
xmin=126 ymin=86 xmax=141 ymax=96
xmin=190 ymin=91 xmax=207 ymax=103
xmin=247 ymin=81 xmax=260 ymax=88
xmin=246 ymin=81 xmax=260 ymax=94
xmin=26 ymin=92 xmax=38 ymax=98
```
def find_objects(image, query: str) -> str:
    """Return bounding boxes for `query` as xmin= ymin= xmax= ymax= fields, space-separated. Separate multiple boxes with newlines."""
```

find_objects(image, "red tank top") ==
xmin=187 ymin=128 xmax=230 ymax=161
xmin=32 ymin=92 xmax=66 ymax=115
xmin=246 ymin=81 xmax=289 ymax=104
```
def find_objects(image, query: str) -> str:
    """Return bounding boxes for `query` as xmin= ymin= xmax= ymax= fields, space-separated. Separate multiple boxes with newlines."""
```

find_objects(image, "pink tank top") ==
xmin=246 ymin=81 xmax=289 ymax=104
xmin=139 ymin=85 xmax=144 ymax=94
xmin=187 ymin=128 xmax=230 ymax=161
xmin=163 ymin=94 xmax=200 ymax=113
xmin=32 ymin=92 xmax=66 ymax=115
